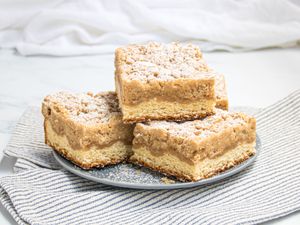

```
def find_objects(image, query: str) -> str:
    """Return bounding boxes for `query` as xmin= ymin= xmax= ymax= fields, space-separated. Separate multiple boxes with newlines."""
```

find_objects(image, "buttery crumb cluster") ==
xmin=43 ymin=91 xmax=120 ymax=125
xmin=119 ymin=42 xmax=211 ymax=81
xmin=146 ymin=109 xmax=253 ymax=139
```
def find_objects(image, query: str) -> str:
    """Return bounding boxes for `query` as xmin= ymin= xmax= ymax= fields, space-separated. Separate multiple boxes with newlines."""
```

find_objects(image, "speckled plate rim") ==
xmin=53 ymin=135 xmax=260 ymax=190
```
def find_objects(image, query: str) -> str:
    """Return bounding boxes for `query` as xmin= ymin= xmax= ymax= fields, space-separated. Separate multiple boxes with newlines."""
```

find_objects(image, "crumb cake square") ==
xmin=42 ymin=91 xmax=134 ymax=169
xmin=115 ymin=42 xmax=216 ymax=123
xmin=215 ymin=74 xmax=228 ymax=110
xmin=130 ymin=109 xmax=256 ymax=181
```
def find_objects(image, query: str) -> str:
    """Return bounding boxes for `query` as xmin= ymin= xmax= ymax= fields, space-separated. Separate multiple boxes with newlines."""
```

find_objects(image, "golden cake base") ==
xmin=130 ymin=142 xmax=256 ymax=182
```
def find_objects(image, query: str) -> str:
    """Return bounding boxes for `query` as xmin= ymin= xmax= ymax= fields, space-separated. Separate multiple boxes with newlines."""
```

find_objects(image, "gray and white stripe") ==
xmin=0 ymin=90 xmax=299 ymax=225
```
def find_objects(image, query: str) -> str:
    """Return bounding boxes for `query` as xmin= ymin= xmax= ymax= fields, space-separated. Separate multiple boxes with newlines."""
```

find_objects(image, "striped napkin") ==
xmin=1 ymin=90 xmax=299 ymax=225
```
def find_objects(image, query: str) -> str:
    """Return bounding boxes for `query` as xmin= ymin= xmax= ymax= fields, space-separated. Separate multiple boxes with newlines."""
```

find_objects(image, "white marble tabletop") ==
xmin=0 ymin=48 xmax=299 ymax=224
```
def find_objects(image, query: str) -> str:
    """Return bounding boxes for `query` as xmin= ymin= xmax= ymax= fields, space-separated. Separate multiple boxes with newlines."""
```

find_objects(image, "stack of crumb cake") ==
xmin=43 ymin=42 xmax=256 ymax=182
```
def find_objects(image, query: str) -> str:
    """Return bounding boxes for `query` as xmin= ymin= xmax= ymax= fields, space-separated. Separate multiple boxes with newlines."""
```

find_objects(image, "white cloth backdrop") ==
xmin=0 ymin=0 xmax=300 ymax=56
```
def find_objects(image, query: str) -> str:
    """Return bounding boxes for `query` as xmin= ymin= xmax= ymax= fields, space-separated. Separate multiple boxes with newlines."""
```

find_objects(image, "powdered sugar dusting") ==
xmin=44 ymin=91 xmax=120 ymax=125
xmin=146 ymin=109 xmax=251 ymax=139
xmin=119 ymin=42 xmax=214 ymax=81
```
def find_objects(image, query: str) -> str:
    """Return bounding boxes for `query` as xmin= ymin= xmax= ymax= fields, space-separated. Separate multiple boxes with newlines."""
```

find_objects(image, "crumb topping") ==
xmin=146 ymin=110 xmax=251 ymax=139
xmin=118 ymin=42 xmax=214 ymax=81
xmin=43 ymin=91 xmax=120 ymax=125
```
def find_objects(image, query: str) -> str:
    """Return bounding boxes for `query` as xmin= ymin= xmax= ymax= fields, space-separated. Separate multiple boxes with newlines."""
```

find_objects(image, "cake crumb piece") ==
xmin=161 ymin=177 xmax=176 ymax=184
xmin=136 ymin=169 xmax=141 ymax=175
